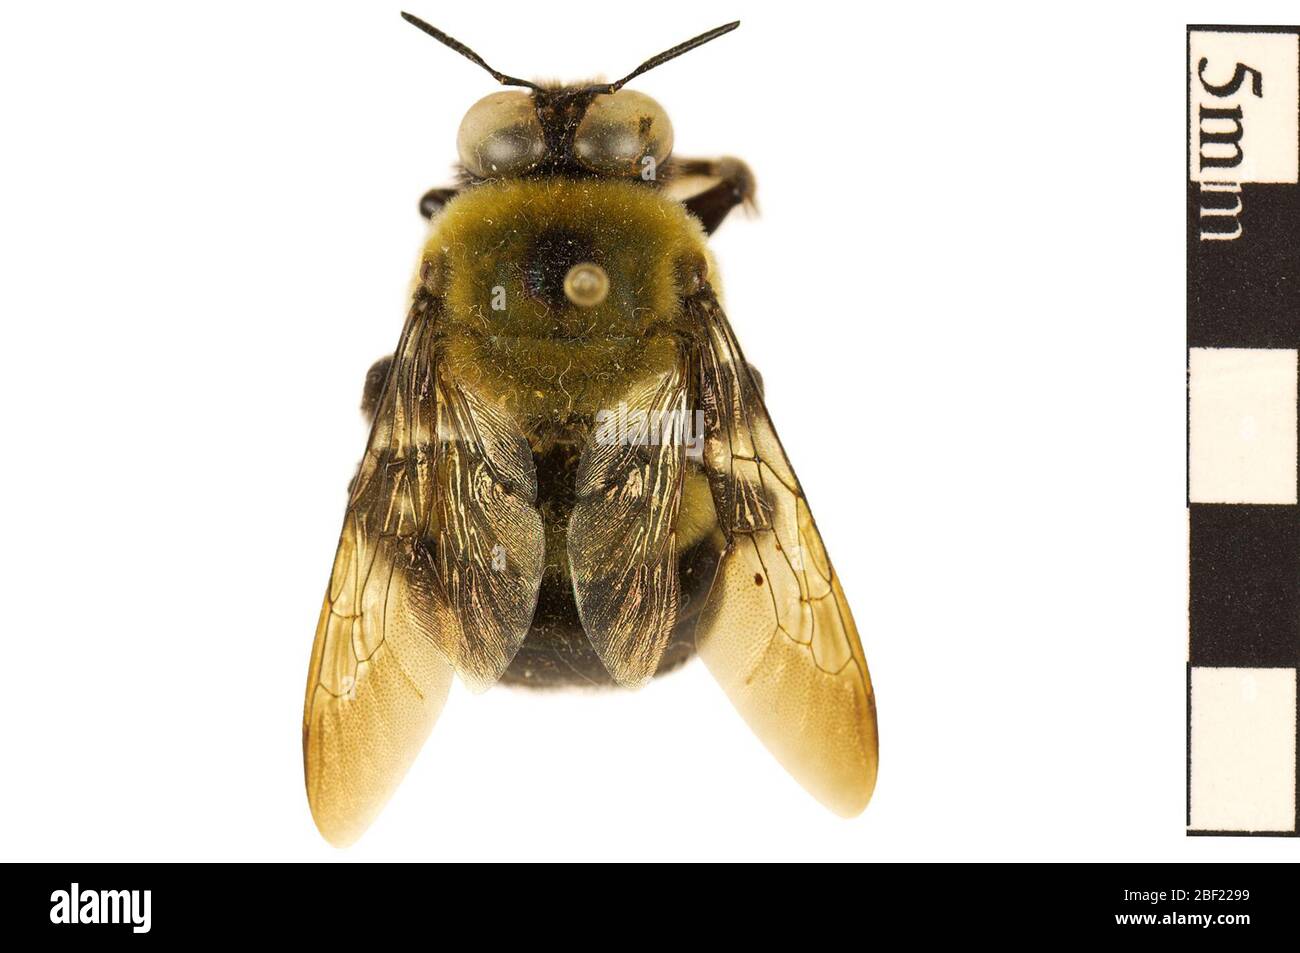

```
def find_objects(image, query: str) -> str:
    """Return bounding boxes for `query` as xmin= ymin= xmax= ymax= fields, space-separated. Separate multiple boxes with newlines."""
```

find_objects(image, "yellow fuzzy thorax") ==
xmin=419 ymin=178 xmax=710 ymax=423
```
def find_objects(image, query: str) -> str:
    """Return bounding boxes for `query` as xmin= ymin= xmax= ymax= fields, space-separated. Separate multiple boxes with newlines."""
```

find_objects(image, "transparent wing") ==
xmin=302 ymin=290 xmax=543 ymax=845
xmin=567 ymin=353 xmax=689 ymax=686
xmin=690 ymin=288 xmax=878 ymax=816
xmin=429 ymin=368 xmax=545 ymax=691
xmin=303 ymin=532 xmax=452 ymax=847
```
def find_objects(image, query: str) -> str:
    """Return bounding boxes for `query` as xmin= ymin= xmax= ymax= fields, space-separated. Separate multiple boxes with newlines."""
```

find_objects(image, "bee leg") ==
xmin=360 ymin=355 xmax=393 ymax=423
xmin=674 ymin=157 xmax=756 ymax=235
xmin=418 ymin=187 xmax=459 ymax=220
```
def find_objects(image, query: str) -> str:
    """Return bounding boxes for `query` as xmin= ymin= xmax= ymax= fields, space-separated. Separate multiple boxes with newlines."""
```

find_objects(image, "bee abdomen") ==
xmin=499 ymin=444 xmax=720 ymax=689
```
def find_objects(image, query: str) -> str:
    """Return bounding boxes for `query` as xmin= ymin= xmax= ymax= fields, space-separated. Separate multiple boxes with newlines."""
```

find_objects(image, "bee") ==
xmin=303 ymin=12 xmax=878 ymax=846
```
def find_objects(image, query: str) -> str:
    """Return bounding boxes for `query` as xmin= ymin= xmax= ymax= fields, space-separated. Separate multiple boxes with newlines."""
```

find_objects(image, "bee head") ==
xmin=400 ymin=13 xmax=737 ymax=181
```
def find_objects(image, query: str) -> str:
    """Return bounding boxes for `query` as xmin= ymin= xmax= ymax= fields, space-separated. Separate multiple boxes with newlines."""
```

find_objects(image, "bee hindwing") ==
xmin=567 ymin=356 xmax=689 ymax=687
xmin=423 ymin=369 xmax=545 ymax=691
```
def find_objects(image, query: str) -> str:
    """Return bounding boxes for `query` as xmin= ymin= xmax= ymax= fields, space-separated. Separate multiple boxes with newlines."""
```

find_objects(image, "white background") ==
xmin=0 ymin=1 xmax=1294 ymax=861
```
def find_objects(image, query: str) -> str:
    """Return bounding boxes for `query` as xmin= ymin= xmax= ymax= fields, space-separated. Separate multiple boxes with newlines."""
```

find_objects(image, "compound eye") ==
xmin=456 ymin=91 xmax=547 ymax=178
xmin=573 ymin=90 xmax=673 ymax=177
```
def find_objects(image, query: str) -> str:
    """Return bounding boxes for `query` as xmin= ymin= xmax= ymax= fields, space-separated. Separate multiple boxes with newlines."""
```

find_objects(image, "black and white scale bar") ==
xmin=1187 ymin=24 xmax=1300 ymax=836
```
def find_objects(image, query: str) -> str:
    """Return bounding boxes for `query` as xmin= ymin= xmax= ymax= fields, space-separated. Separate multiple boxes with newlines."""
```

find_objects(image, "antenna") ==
xmin=588 ymin=21 xmax=740 ymax=94
xmin=400 ymin=12 xmax=542 ymax=91
xmin=400 ymin=13 xmax=740 ymax=95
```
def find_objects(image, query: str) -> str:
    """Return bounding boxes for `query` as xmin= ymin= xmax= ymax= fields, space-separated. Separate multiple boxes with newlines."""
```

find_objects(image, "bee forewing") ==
xmin=303 ymin=532 xmax=454 ymax=847
xmin=691 ymin=290 xmax=878 ymax=816
xmin=303 ymin=291 xmax=544 ymax=845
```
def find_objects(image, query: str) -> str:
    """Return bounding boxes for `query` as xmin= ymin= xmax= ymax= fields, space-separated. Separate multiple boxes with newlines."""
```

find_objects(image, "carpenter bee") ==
xmin=303 ymin=12 xmax=878 ymax=846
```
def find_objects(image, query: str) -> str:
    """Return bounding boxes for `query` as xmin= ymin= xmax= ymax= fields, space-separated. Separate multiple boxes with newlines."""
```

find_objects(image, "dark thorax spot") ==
xmin=523 ymin=227 xmax=600 ymax=310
